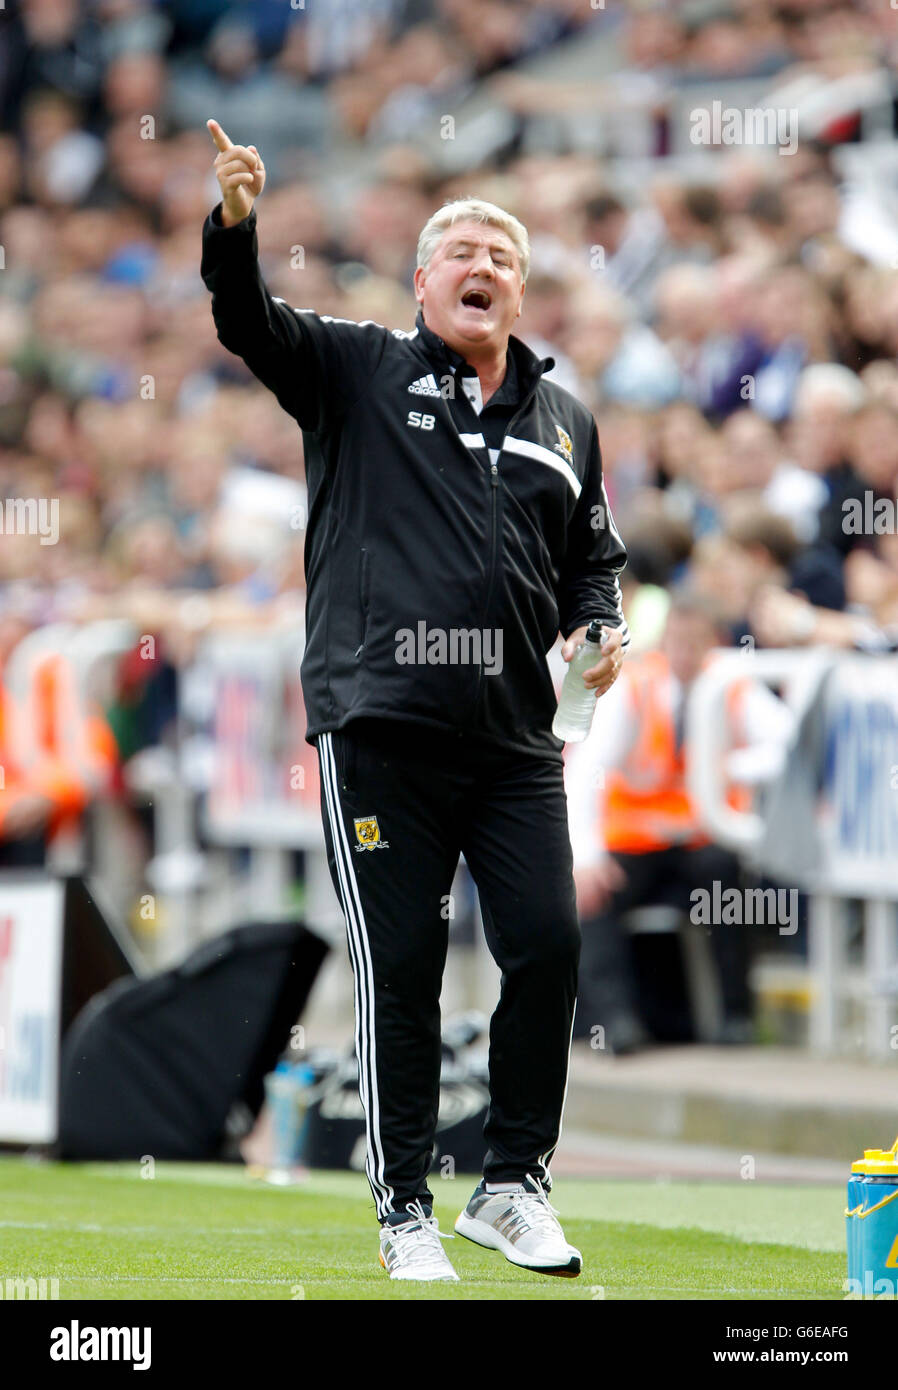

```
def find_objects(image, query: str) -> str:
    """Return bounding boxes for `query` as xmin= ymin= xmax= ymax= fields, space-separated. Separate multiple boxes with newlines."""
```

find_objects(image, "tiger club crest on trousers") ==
xmin=354 ymin=815 xmax=390 ymax=851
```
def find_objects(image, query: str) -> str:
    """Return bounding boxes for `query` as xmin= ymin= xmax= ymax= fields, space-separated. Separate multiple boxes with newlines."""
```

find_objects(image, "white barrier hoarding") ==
xmin=184 ymin=629 xmax=323 ymax=849
xmin=690 ymin=651 xmax=898 ymax=900
xmin=0 ymin=879 xmax=64 ymax=1143
xmin=816 ymin=657 xmax=898 ymax=898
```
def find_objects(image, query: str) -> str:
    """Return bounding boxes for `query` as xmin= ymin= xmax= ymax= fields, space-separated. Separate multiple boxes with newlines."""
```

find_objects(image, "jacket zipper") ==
xmin=468 ymin=382 xmax=543 ymax=721
xmin=466 ymin=457 xmax=498 ymax=722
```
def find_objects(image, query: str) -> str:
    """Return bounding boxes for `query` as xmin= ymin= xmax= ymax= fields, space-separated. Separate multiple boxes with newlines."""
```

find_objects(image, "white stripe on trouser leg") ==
xmin=319 ymin=733 xmax=394 ymax=1218
xmin=318 ymin=735 xmax=379 ymax=1206
xmin=537 ymin=997 xmax=577 ymax=1185
xmin=319 ymin=734 xmax=392 ymax=1217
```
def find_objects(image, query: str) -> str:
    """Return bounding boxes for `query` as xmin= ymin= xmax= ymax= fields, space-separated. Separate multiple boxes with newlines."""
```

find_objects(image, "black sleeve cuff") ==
xmin=206 ymin=201 xmax=256 ymax=233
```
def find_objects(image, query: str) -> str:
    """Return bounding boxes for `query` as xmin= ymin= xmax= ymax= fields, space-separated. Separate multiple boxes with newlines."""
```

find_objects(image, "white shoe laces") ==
xmin=384 ymin=1200 xmax=455 ymax=1271
xmin=502 ymin=1175 xmax=564 ymax=1239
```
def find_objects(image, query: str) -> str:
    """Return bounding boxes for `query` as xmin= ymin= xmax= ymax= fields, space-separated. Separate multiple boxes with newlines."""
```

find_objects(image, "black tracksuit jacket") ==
xmin=201 ymin=201 xmax=629 ymax=759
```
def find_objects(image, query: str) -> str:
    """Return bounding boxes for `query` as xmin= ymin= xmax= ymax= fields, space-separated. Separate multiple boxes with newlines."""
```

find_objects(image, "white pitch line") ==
xmin=70 ymin=1276 xmax=300 ymax=1286
xmin=0 ymin=1221 xmax=297 ymax=1236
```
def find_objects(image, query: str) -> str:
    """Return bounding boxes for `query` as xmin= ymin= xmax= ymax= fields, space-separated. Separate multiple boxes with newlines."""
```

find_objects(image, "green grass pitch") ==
xmin=0 ymin=1157 xmax=847 ymax=1300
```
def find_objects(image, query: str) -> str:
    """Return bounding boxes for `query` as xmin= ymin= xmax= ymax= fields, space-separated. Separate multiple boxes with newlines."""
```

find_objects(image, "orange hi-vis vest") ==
xmin=603 ymin=649 xmax=751 ymax=855
xmin=0 ymin=651 xmax=118 ymax=840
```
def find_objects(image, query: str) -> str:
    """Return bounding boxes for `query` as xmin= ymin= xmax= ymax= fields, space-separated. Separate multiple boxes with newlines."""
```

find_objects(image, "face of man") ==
xmin=662 ymin=610 xmax=721 ymax=686
xmin=413 ymin=219 xmax=525 ymax=360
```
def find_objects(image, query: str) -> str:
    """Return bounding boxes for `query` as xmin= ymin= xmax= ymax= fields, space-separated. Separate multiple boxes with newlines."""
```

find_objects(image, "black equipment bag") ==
xmin=58 ymin=921 xmax=328 ymax=1160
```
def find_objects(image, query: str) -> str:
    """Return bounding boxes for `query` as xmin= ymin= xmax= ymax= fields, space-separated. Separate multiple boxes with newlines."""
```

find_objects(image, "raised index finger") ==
xmin=207 ymin=119 xmax=233 ymax=153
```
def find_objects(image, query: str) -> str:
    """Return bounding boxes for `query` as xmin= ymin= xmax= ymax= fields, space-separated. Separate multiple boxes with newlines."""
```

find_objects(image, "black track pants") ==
xmin=315 ymin=718 xmax=580 ymax=1223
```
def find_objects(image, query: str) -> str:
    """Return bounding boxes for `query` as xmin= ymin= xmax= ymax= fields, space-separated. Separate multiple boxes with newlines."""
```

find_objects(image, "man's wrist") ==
xmin=564 ymin=616 xmax=618 ymax=641
xmin=213 ymin=201 xmax=253 ymax=229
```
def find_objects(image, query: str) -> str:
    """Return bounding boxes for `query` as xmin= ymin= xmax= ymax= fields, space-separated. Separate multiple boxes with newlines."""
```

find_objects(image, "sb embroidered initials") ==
xmin=407 ymin=411 xmax=435 ymax=430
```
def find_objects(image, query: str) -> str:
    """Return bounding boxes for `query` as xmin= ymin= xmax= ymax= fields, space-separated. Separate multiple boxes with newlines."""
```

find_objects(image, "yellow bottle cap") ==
xmin=863 ymin=1159 xmax=898 ymax=1175
xmin=851 ymin=1141 xmax=898 ymax=1174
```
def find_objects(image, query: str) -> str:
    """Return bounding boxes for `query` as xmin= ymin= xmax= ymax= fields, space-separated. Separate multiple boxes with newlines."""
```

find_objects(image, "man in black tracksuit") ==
xmin=202 ymin=120 xmax=629 ymax=1280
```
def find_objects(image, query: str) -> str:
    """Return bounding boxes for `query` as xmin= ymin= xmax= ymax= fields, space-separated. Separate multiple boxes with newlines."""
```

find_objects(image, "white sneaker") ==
xmin=379 ymin=1201 xmax=460 ymax=1282
xmin=455 ymin=1175 xmax=581 ymax=1277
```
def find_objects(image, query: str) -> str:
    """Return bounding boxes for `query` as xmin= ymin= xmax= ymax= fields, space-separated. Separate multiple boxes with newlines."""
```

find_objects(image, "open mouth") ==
xmin=460 ymin=289 xmax=492 ymax=311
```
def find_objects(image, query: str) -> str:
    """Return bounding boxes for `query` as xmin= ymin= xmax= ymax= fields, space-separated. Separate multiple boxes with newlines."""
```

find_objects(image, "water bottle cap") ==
xmin=854 ymin=1142 xmax=898 ymax=1173
xmin=585 ymin=619 xmax=604 ymax=643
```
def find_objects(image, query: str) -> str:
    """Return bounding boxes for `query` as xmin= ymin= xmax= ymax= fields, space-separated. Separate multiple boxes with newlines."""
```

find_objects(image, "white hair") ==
xmin=793 ymin=364 xmax=866 ymax=417
xmin=416 ymin=198 xmax=531 ymax=282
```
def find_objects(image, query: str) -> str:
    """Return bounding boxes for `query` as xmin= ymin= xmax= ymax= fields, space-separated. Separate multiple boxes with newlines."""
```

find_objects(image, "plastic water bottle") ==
xmin=854 ymin=1139 xmax=898 ymax=1297
xmin=265 ymin=1060 xmax=313 ymax=1185
xmin=552 ymin=619 xmax=607 ymax=743
xmin=846 ymin=1154 xmax=869 ymax=1285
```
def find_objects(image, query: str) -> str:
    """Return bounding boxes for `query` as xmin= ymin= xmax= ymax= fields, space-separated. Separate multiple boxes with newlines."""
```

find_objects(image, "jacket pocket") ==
xmin=335 ymin=728 xmax=357 ymax=794
xmin=357 ymin=548 xmax=371 ymax=657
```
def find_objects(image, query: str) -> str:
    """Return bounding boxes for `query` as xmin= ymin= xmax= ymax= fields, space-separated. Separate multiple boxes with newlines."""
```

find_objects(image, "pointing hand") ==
xmin=207 ymin=118 xmax=265 ymax=227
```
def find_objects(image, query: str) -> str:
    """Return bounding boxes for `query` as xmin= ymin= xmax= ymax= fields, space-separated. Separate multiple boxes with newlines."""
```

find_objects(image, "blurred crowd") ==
xmin=1 ymin=0 xmax=898 ymax=849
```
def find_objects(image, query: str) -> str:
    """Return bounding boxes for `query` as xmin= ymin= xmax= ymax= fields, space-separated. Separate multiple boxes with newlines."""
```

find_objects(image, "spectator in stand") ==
xmin=718 ymin=409 xmax=828 ymax=542
xmin=0 ymin=608 xmax=118 ymax=867
xmin=563 ymin=281 xmax=681 ymax=412
xmin=750 ymin=266 xmax=834 ymax=422
xmin=723 ymin=500 xmax=846 ymax=633
xmin=565 ymin=591 xmax=793 ymax=1052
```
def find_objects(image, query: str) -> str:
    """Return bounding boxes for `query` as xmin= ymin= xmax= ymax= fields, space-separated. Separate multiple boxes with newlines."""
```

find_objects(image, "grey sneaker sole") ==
xmin=454 ymin=1211 xmax=581 ymax=1277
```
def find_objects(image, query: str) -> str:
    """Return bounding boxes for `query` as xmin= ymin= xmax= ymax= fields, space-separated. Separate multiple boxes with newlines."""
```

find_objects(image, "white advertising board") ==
xmin=0 ymin=878 xmax=65 ymax=1143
